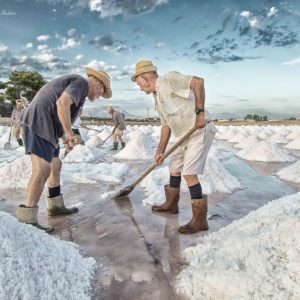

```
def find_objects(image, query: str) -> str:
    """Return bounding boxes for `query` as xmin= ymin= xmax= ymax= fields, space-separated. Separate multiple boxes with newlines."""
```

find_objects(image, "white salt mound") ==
xmin=284 ymin=138 xmax=300 ymax=150
xmin=234 ymin=135 xmax=258 ymax=149
xmin=268 ymin=132 xmax=289 ymax=144
xmin=277 ymin=160 xmax=300 ymax=183
xmin=114 ymin=131 xmax=154 ymax=160
xmin=0 ymin=156 xmax=31 ymax=189
xmin=228 ymin=132 xmax=247 ymax=143
xmin=63 ymin=145 xmax=105 ymax=163
xmin=177 ymin=193 xmax=300 ymax=300
xmin=236 ymin=141 xmax=294 ymax=162
xmin=85 ymin=135 xmax=103 ymax=147
xmin=0 ymin=212 xmax=96 ymax=300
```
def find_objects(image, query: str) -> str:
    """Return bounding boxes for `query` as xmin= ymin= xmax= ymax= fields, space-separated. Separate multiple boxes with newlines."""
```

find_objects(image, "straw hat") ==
xmin=107 ymin=105 xmax=113 ymax=113
xmin=85 ymin=67 xmax=112 ymax=99
xmin=131 ymin=60 xmax=157 ymax=82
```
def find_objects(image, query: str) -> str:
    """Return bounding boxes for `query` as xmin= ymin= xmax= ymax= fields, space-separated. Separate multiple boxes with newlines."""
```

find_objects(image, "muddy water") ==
xmin=0 ymin=141 xmax=299 ymax=300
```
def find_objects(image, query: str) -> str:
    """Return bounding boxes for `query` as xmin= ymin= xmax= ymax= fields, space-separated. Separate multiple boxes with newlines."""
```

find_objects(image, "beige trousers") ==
xmin=169 ymin=122 xmax=217 ymax=175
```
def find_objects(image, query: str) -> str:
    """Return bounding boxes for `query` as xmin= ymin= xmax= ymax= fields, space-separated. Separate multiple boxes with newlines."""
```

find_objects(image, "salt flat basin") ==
xmin=0 ymin=153 xmax=299 ymax=299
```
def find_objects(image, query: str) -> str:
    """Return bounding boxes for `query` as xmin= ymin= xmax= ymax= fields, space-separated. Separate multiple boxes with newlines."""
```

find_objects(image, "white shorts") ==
xmin=169 ymin=122 xmax=217 ymax=175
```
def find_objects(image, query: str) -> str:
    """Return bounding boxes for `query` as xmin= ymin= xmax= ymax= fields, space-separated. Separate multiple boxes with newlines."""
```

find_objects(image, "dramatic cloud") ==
xmin=37 ymin=35 xmax=50 ymax=42
xmin=0 ymin=44 xmax=8 ymax=52
xmin=89 ymin=34 xmax=128 ymax=53
xmin=240 ymin=11 xmax=250 ymax=18
xmin=282 ymin=56 xmax=300 ymax=65
xmin=88 ymin=0 xmax=168 ymax=18
xmin=267 ymin=7 xmax=278 ymax=18
xmin=56 ymin=29 xmax=83 ymax=50
xmin=25 ymin=43 xmax=33 ymax=48
xmin=0 ymin=10 xmax=16 ymax=16
xmin=76 ymin=54 xmax=83 ymax=60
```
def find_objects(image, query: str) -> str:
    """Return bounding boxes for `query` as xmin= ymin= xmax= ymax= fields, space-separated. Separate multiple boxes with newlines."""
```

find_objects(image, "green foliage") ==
xmin=5 ymin=70 xmax=46 ymax=104
xmin=0 ymin=96 xmax=5 ymax=103
xmin=244 ymin=114 xmax=253 ymax=120
xmin=0 ymin=82 xmax=6 ymax=89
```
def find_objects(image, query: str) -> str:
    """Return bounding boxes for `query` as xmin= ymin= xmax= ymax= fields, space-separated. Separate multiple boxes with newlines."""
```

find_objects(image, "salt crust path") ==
xmin=0 ymin=212 xmax=96 ymax=300
xmin=177 ymin=192 xmax=300 ymax=300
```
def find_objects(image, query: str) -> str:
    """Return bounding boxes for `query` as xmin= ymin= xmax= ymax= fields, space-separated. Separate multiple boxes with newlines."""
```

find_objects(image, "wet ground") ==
xmin=0 ymin=141 xmax=299 ymax=300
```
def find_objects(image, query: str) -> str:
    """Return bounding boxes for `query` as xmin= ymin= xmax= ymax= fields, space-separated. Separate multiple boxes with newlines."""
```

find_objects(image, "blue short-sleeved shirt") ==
xmin=21 ymin=74 xmax=88 ymax=148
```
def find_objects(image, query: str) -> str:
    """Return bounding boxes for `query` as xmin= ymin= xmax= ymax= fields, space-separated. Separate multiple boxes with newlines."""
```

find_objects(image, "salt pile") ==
xmin=0 ymin=211 xmax=95 ymax=300
xmin=0 ymin=156 xmax=31 ymax=189
xmin=215 ymin=128 xmax=237 ymax=140
xmin=141 ymin=146 xmax=241 ymax=206
xmin=236 ymin=141 xmax=294 ymax=162
xmin=114 ymin=131 xmax=155 ymax=160
xmin=63 ymin=145 xmax=105 ymax=163
xmin=228 ymin=132 xmax=248 ymax=143
xmin=233 ymin=135 xmax=258 ymax=149
xmin=284 ymin=138 xmax=300 ymax=150
xmin=85 ymin=135 xmax=103 ymax=147
xmin=277 ymin=161 xmax=300 ymax=183
xmin=177 ymin=193 xmax=300 ymax=300
xmin=268 ymin=132 xmax=289 ymax=144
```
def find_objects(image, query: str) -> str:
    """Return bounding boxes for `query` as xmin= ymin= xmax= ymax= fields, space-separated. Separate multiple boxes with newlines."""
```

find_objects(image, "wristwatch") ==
xmin=194 ymin=108 xmax=205 ymax=114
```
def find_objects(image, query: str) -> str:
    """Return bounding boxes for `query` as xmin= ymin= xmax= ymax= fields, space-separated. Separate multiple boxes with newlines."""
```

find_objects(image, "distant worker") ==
xmin=107 ymin=106 xmax=126 ymax=150
xmin=11 ymin=98 xmax=26 ymax=146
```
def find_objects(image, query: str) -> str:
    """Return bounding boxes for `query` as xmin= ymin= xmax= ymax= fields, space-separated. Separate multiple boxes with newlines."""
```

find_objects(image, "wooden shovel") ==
xmin=111 ymin=126 xmax=197 ymax=199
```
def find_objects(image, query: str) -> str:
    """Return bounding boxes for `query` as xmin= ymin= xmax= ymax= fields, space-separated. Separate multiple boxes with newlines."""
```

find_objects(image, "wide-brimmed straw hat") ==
xmin=85 ymin=66 xmax=112 ymax=99
xmin=106 ymin=105 xmax=113 ymax=113
xmin=131 ymin=60 xmax=157 ymax=82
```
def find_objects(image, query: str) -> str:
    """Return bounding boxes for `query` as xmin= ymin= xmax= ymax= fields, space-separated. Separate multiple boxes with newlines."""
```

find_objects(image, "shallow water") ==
xmin=0 ymin=140 xmax=299 ymax=299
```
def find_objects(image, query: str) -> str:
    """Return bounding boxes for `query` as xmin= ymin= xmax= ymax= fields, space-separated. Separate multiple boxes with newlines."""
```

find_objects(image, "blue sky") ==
xmin=0 ymin=0 xmax=299 ymax=118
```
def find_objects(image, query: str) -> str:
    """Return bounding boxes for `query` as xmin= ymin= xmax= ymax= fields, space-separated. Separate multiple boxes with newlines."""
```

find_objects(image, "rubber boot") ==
xmin=110 ymin=142 xmax=118 ymax=150
xmin=152 ymin=185 xmax=180 ymax=214
xmin=17 ymin=205 xmax=54 ymax=233
xmin=121 ymin=142 xmax=126 ymax=149
xmin=178 ymin=196 xmax=208 ymax=234
xmin=47 ymin=194 xmax=79 ymax=217
xmin=17 ymin=138 xmax=23 ymax=146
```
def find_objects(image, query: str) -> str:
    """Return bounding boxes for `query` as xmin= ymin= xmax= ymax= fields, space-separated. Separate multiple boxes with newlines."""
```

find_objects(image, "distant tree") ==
xmin=263 ymin=115 xmax=268 ymax=121
xmin=0 ymin=82 xmax=6 ymax=89
xmin=244 ymin=114 xmax=253 ymax=120
xmin=253 ymin=114 xmax=259 ymax=121
xmin=289 ymin=117 xmax=296 ymax=120
xmin=5 ymin=70 xmax=46 ymax=104
xmin=0 ymin=96 xmax=4 ymax=103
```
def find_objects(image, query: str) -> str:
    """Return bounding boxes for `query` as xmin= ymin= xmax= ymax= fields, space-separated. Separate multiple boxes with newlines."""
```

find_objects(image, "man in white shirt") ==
xmin=132 ymin=60 xmax=217 ymax=234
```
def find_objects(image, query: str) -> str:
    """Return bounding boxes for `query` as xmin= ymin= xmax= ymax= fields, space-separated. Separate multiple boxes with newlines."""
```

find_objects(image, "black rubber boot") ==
xmin=110 ymin=142 xmax=118 ymax=150
xmin=121 ymin=142 xmax=126 ymax=149
xmin=17 ymin=138 xmax=23 ymax=146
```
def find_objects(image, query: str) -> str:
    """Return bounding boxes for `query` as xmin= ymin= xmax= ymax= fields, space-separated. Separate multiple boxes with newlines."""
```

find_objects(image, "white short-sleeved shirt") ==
xmin=154 ymin=71 xmax=197 ymax=138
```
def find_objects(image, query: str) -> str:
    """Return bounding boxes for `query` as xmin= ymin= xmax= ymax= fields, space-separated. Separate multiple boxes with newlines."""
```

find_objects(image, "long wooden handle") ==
xmin=8 ymin=124 xmax=13 ymax=142
xmin=79 ymin=124 xmax=104 ymax=133
xmin=130 ymin=126 xmax=197 ymax=188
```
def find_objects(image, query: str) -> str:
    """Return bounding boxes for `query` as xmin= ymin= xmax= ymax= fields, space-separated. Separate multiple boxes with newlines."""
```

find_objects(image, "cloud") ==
xmin=240 ymin=11 xmax=250 ymax=18
xmin=0 ymin=44 xmax=8 ymax=52
xmin=0 ymin=10 xmax=16 ymax=16
xmin=56 ymin=29 xmax=83 ymax=50
xmin=282 ymin=57 xmax=300 ymax=65
xmin=89 ymin=34 xmax=128 ymax=53
xmin=37 ymin=35 xmax=50 ymax=42
xmin=155 ymin=42 xmax=165 ymax=48
xmin=76 ymin=54 xmax=83 ymax=60
xmin=267 ymin=7 xmax=278 ymax=18
xmin=249 ymin=17 xmax=260 ymax=28
xmin=37 ymin=44 xmax=50 ymax=52
xmin=88 ymin=0 xmax=169 ymax=18
xmin=25 ymin=43 xmax=33 ymax=48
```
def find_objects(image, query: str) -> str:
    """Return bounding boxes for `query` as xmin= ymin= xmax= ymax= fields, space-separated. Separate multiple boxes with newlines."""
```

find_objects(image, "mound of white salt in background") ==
xmin=0 ymin=212 xmax=96 ymax=300
xmin=284 ymin=138 xmax=300 ymax=150
xmin=114 ymin=131 xmax=155 ymax=160
xmin=177 ymin=193 xmax=300 ymax=300
xmin=227 ymin=132 xmax=248 ymax=143
xmin=277 ymin=160 xmax=300 ymax=183
xmin=268 ymin=132 xmax=289 ymax=144
xmin=85 ymin=135 xmax=103 ymax=147
xmin=236 ymin=141 xmax=294 ymax=162
xmin=63 ymin=145 xmax=105 ymax=163
xmin=0 ymin=156 xmax=31 ymax=189
xmin=141 ymin=146 xmax=241 ymax=206
xmin=233 ymin=135 xmax=258 ymax=149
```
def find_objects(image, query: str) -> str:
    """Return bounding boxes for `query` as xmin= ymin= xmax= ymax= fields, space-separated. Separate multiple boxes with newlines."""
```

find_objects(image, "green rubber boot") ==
xmin=47 ymin=194 xmax=79 ymax=217
xmin=17 ymin=205 xmax=54 ymax=233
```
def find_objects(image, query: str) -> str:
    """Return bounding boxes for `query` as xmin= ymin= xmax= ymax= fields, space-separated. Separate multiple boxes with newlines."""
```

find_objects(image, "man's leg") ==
xmin=25 ymin=154 xmax=51 ymax=208
xmin=17 ymin=154 xmax=54 ymax=233
xmin=152 ymin=147 xmax=183 ymax=214
xmin=110 ymin=132 xmax=118 ymax=150
xmin=46 ymin=157 xmax=79 ymax=216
